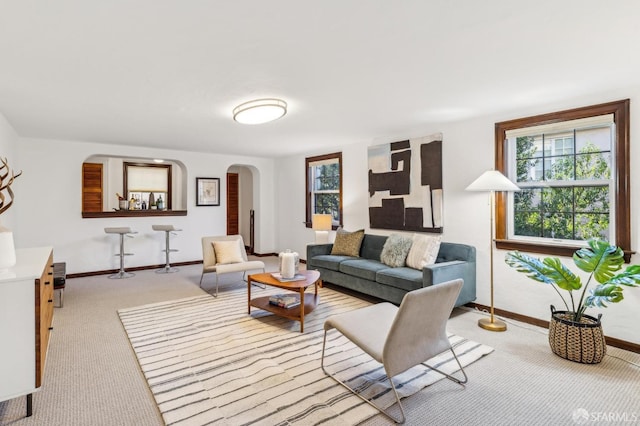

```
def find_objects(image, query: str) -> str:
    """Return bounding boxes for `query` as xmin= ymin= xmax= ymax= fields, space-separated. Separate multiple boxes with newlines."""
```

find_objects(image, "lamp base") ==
xmin=478 ymin=317 xmax=507 ymax=332
xmin=314 ymin=231 xmax=329 ymax=244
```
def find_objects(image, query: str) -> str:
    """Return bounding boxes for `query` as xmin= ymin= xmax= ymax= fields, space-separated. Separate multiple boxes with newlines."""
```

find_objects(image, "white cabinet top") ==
xmin=0 ymin=247 xmax=52 ymax=284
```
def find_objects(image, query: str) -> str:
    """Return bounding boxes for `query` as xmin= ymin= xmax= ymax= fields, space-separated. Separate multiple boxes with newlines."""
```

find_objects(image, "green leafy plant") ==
xmin=505 ymin=238 xmax=640 ymax=322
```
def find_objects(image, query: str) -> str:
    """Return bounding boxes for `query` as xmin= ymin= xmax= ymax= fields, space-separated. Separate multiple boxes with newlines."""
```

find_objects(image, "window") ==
xmin=495 ymin=99 xmax=631 ymax=261
xmin=124 ymin=162 xmax=172 ymax=210
xmin=305 ymin=152 xmax=342 ymax=228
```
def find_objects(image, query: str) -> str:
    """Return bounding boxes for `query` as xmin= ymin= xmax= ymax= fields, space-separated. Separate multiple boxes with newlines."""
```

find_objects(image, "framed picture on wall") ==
xmin=196 ymin=177 xmax=220 ymax=206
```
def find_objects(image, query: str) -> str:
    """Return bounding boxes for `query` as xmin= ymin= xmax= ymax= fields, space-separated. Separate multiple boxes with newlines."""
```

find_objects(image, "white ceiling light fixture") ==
xmin=232 ymin=98 xmax=287 ymax=125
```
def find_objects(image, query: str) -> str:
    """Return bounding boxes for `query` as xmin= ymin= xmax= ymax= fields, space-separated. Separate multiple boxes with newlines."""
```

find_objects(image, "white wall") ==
xmin=274 ymin=87 xmax=640 ymax=345
xmin=11 ymin=137 xmax=277 ymax=275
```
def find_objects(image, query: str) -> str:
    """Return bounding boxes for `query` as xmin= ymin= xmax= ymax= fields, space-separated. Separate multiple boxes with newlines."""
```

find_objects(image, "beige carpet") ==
xmin=118 ymin=287 xmax=492 ymax=425
xmin=0 ymin=258 xmax=638 ymax=426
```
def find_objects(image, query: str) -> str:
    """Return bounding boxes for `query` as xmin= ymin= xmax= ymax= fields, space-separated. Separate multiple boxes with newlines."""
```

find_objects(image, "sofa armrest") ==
xmin=423 ymin=260 xmax=477 ymax=306
xmin=306 ymin=243 xmax=333 ymax=262
xmin=437 ymin=242 xmax=476 ymax=263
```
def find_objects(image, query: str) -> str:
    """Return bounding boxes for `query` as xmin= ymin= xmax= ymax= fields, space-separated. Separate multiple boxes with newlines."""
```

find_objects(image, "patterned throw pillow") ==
xmin=406 ymin=234 xmax=442 ymax=270
xmin=212 ymin=240 xmax=244 ymax=264
xmin=330 ymin=228 xmax=365 ymax=257
xmin=380 ymin=233 xmax=414 ymax=267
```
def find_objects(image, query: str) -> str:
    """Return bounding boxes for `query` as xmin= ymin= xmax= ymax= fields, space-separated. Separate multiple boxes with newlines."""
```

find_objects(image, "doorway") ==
xmin=226 ymin=172 xmax=239 ymax=235
xmin=226 ymin=166 xmax=256 ymax=252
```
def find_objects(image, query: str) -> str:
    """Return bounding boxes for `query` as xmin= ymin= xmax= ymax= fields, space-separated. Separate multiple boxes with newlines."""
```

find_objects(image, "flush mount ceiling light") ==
xmin=232 ymin=98 xmax=287 ymax=125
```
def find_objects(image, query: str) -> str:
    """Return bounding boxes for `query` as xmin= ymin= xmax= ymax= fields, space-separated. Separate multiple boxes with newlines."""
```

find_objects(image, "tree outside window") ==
xmin=512 ymin=128 xmax=611 ymax=242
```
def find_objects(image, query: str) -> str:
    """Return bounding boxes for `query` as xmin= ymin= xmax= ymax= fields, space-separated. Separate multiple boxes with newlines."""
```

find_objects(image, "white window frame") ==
xmin=305 ymin=152 xmax=342 ymax=228
xmin=505 ymin=118 xmax=615 ymax=247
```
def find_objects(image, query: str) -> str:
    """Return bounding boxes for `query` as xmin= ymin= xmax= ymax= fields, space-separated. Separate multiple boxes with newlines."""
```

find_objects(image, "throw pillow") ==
xmin=406 ymin=234 xmax=442 ymax=270
xmin=330 ymin=228 xmax=365 ymax=257
xmin=380 ymin=233 xmax=414 ymax=267
xmin=212 ymin=240 xmax=244 ymax=264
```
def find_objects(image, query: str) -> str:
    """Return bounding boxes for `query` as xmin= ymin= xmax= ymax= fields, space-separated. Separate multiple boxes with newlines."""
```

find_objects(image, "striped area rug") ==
xmin=118 ymin=285 xmax=493 ymax=425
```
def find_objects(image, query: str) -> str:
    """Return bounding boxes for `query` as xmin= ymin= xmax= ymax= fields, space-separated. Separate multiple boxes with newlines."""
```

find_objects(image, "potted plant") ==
xmin=505 ymin=238 xmax=640 ymax=364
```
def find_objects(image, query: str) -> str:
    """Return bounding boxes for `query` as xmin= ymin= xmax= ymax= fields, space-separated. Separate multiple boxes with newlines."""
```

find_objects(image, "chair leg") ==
xmin=243 ymin=270 xmax=266 ymax=289
xmin=422 ymin=347 xmax=468 ymax=386
xmin=321 ymin=330 xmax=406 ymax=424
xmin=59 ymin=288 xmax=64 ymax=308
xmin=199 ymin=273 xmax=204 ymax=287
xmin=255 ymin=273 xmax=267 ymax=289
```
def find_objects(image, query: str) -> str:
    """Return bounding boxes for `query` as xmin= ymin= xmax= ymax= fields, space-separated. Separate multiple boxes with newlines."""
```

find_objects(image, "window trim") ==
xmin=123 ymin=162 xmax=173 ymax=210
xmin=305 ymin=152 xmax=343 ymax=229
xmin=495 ymin=99 xmax=632 ymax=261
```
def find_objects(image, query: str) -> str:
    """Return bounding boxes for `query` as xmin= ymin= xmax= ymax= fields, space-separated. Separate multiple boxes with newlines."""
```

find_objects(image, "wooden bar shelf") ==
xmin=82 ymin=210 xmax=187 ymax=218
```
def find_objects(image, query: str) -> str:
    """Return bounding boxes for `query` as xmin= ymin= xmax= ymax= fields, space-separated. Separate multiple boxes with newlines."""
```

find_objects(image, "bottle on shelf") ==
xmin=157 ymin=195 xmax=164 ymax=210
xmin=128 ymin=196 xmax=136 ymax=210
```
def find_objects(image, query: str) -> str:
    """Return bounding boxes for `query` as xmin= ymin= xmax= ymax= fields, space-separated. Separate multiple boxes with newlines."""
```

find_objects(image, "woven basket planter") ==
xmin=548 ymin=305 xmax=606 ymax=364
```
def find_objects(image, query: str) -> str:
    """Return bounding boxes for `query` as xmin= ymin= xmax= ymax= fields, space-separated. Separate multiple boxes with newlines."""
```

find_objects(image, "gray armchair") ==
xmin=321 ymin=279 xmax=468 ymax=424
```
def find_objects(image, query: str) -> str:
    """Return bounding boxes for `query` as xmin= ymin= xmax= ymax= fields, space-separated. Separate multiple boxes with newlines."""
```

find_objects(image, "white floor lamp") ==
xmin=466 ymin=170 xmax=520 ymax=332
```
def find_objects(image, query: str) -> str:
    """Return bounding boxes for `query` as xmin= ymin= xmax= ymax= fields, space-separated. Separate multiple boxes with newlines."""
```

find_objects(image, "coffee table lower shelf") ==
xmin=250 ymin=295 xmax=318 ymax=324
xmin=247 ymin=270 xmax=322 ymax=333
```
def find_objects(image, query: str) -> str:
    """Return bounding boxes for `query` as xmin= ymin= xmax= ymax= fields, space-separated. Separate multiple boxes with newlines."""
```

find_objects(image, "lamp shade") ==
xmin=465 ymin=170 xmax=520 ymax=192
xmin=312 ymin=214 xmax=333 ymax=231
xmin=233 ymin=98 xmax=287 ymax=124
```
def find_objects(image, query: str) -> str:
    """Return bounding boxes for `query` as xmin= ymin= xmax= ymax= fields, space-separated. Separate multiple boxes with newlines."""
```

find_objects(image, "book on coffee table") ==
xmin=268 ymin=294 xmax=300 ymax=309
xmin=270 ymin=272 xmax=306 ymax=282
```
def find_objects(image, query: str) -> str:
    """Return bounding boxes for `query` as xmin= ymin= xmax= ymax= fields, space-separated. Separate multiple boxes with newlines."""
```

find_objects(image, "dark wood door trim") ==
xmin=227 ymin=173 xmax=239 ymax=235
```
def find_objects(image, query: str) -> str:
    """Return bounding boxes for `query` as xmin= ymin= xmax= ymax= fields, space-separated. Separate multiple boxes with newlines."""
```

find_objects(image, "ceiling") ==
xmin=1 ymin=1 xmax=639 ymax=158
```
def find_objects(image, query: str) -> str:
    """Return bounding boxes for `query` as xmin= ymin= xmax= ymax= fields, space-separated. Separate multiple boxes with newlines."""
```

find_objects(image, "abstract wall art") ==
xmin=368 ymin=133 xmax=443 ymax=233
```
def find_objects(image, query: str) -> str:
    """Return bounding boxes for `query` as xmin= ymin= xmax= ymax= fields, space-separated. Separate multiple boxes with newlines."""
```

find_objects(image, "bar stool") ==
xmin=104 ymin=227 xmax=137 ymax=279
xmin=53 ymin=262 xmax=66 ymax=307
xmin=152 ymin=225 xmax=182 ymax=273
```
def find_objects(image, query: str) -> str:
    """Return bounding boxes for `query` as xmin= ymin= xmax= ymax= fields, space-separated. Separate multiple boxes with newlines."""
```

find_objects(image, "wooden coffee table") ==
xmin=247 ymin=270 xmax=322 ymax=332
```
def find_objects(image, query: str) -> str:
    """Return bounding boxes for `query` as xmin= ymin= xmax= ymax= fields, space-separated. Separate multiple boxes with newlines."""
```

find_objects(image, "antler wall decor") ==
xmin=0 ymin=157 xmax=22 ymax=216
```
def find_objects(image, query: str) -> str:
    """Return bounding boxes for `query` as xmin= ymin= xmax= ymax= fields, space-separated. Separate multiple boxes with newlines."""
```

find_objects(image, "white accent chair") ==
xmin=200 ymin=235 xmax=265 ymax=297
xmin=321 ymin=279 xmax=468 ymax=424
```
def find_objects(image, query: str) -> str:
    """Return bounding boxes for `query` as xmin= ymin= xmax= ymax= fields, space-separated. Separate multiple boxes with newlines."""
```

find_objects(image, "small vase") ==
xmin=0 ymin=225 xmax=16 ymax=271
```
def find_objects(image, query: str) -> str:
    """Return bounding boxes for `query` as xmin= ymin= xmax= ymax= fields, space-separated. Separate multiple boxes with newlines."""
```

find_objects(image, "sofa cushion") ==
xmin=376 ymin=267 xmax=424 ymax=292
xmin=331 ymin=228 xmax=365 ymax=257
xmin=310 ymin=254 xmax=355 ymax=271
xmin=360 ymin=234 xmax=388 ymax=260
xmin=339 ymin=259 xmax=390 ymax=281
xmin=212 ymin=240 xmax=244 ymax=264
xmin=406 ymin=234 xmax=442 ymax=270
xmin=380 ymin=233 xmax=413 ymax=267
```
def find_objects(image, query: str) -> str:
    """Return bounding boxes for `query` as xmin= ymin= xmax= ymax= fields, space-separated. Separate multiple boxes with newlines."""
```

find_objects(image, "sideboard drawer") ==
xmin=36 ymin=252 xmax=54 ymax=388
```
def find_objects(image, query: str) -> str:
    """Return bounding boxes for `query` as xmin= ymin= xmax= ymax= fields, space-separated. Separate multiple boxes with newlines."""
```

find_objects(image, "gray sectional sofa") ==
xmin=306 ymin=234 xmax=476 ymax=307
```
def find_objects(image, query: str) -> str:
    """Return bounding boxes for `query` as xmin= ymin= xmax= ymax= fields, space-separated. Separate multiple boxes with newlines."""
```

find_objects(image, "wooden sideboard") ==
xmin=0 ymin=247 xmax=54 ymax=417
